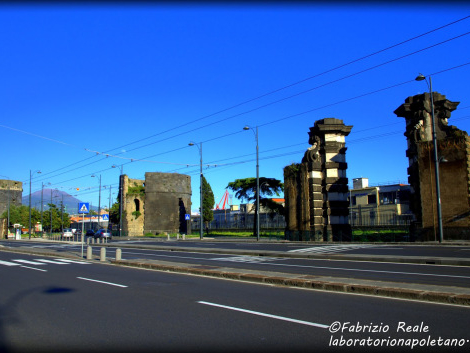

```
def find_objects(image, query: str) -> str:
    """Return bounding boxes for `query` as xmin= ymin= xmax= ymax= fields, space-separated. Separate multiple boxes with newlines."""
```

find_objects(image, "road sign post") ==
xmin=78 ymin=203 xmax=90 ymax=258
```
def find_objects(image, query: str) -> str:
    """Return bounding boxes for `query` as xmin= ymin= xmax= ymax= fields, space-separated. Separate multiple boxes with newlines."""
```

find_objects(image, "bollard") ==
xmin=116 ymin=248 xmax=122 ymax=261
xmin=177 ymin=234 xmax=180 ymax=240
xmin=92 ymin=238 xmax=95 ymax=244
xmin=100 ymin=247 xmax=106 ymax=262
xmin=87 ymin=246 xmax=93 ymax=260
xmin=183 ymin=234 xmax=186 ymax=240
xmin=167 ymin=233 xmax=170 ymax=241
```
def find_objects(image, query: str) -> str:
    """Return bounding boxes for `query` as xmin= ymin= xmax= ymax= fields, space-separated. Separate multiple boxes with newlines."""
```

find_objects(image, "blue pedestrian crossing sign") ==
xmin=185 ymin=214 xmax=191 ymax=220
xmin=78 ymin=202 xmax=90 ymax=214
xmin=102 ymin=214 xmax=109 ymax=221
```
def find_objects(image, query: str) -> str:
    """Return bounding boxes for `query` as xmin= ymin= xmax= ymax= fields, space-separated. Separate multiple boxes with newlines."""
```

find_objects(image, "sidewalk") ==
xmin=1 ymin=239 xmax=470 ymax=306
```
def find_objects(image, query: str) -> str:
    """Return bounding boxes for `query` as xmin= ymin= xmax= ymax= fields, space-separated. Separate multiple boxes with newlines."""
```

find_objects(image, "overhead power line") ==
xmin=20 ymin=15 xmax=470 ymax=183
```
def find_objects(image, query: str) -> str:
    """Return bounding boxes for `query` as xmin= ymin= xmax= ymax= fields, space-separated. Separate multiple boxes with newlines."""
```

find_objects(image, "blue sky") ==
xmin=1 ymin=3 xmax=469 ymax=213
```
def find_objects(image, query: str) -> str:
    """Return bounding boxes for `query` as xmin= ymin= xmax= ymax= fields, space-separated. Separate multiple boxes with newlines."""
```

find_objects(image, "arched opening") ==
xmin=134 ymin=198 xmax=140 ymax=212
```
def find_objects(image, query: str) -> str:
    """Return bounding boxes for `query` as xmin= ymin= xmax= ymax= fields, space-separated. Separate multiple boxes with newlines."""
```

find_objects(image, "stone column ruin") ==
xmin=395 ymin=92 xmax=470 ymax=240
xmin=284 ymin=118 xmax=352 ymax=241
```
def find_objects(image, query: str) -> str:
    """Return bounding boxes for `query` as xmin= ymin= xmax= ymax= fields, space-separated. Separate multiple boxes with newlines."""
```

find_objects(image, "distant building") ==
xmin=194 ymin=199 xmax=286 ymax=231
xmin=349 ymin=178 xmax=413 ymax=226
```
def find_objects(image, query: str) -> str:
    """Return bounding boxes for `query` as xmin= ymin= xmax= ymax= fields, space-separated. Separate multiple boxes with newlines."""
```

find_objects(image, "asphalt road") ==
xmin=1 ymin=251 xmax=470 ymax=352
xmin=3 ymin=240 xmax=470 ymax=291
xmin=110 ymin=239 xmax=470 ymax=258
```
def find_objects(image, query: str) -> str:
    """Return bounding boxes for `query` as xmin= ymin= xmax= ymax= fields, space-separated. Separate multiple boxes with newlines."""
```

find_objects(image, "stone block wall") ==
xmin=121 ymin=175 xmax=145 ymax=237
xmin=417 ymin=137 xmax=470 ymax=240
xmin=0 ymin=179 xmax=23 ymax=216
xmin=143 ymin=172 xmax=191 ymax=235
xmin=395 ymin=91 xmax=470 ymax=240
xmin=119 ymin=172 xmax=191 ymax=236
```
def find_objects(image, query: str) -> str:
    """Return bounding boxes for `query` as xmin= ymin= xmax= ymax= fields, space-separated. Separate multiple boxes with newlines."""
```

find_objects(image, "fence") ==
xmin=192 ymin=212 xmax=286 ymax=233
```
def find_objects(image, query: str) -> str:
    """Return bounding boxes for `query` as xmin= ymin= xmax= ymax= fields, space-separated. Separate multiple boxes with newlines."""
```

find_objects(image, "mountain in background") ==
xmin=22 ymin=189 xmax=99 ymax=214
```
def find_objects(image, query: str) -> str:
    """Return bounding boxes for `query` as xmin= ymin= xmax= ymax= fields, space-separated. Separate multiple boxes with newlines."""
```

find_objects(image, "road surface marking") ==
xmin=288 ymin=244 xmax=376 ymax=254
xmin=210 ymin=256 xmax=286 ymax=263
xmin=13 ymin=259 xmax=46 ymax=265
xmin=0 ymin=260 xmax=20 ymax=266
xmin=77 ymin=277 xmax=128 ymax=288
xmin=34 ymin=259 xmax=69 ymax=264
xmin=19 ymin=266 xmax=47 ymax=272
xmin=53 ymin=259 xmax=90 ymax=264
xmin=198 ymin=301 xmax=329 ymax=329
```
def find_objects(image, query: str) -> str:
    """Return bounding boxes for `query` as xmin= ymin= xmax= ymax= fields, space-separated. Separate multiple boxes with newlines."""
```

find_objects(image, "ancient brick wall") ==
xmin=395 ymin=92 xmax=470 ymax=240
xmin=143 ymin=172 xmax=191 ymax=235
xmin=121 ymin=176 xmax=145 ymax=237
xmin=119 ymin=172 xmax=191 ymax=236
xmin=0 ymin=180 xmax=23 ymax=216
xmin=417 ymin=137 xmax=470 ymax=240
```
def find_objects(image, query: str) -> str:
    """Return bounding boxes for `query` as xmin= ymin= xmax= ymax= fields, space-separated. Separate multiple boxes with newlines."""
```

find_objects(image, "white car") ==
xmin=61 ymin=228 xmax=74 ymax=240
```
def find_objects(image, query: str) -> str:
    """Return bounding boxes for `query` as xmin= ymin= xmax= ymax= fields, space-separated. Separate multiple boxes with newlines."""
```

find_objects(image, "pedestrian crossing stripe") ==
xmin=0 ymin=258 xmax=90 ymax=267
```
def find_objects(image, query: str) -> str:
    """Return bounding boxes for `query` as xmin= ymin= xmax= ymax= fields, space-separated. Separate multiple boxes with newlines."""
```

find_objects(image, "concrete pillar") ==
xmin=87 ymin=246 xmax=93 ymax=260
xmin=116 ymin=248 xmax=122 ymax=261
xmin=100 ymin=247 xmax=106 ymax=261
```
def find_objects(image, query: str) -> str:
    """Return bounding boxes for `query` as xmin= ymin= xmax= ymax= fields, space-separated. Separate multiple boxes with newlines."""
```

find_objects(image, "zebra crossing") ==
xmin=288 ymin=244 xmax=377 ymax=254
xmin=0 ymin=258 xmax=90 ymax=267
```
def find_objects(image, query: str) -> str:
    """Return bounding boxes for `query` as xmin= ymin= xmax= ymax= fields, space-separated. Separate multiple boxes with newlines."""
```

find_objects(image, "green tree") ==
xmin=42 ymin=203 xmax=70 ymax=232
xmin=226 ymin=177 xmax=284 ymax=237
xmin=202 ymin=175 xmax=215 ymax=229
xmin=2 ymin=204 xmax=41 ymax=229
xmin=109 ymin=198 xmax=120 ymax=225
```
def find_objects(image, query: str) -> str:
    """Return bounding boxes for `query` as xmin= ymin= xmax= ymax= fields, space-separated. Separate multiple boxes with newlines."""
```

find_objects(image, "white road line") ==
xmin=0 ymin=260 xmax=20 ymax=266
xmin=198 ymin=301 xmax=329 ymax=329
xmin=20 ymin=266 xmax=47 ymax=272
xmin=53 ymin=259 xmax=90 ymax=264
xmin=13 ymin=259 xmax=46 ymax=265
xmin=77 ymin=277 xmax=128 ymax=288
xmin=211 ymin=256 xmax=286 ymax=263
xmin=34 ymin=259 xmax=68 ymax=264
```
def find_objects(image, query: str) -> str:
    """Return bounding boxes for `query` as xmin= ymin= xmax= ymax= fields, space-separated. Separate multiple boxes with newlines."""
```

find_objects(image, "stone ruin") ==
xmin=0 ymin=180 xmax=23 ymax=236
xmin=120 ymin=172 xmax=191 ymax=236
xmin=284 ymin=118 xmax=352 ymax=241
xmin=395 ymin=92 xmax=470 ymax=240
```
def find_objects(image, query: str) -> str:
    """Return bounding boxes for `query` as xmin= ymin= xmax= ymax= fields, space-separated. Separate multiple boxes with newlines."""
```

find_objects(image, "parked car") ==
xmin=61 ymin=228 xmax=74 ymax=240
xmin=85 ymin=229 xmax=95 ymax=237
xmin=94 ymin=229 xmax=112 ymax=241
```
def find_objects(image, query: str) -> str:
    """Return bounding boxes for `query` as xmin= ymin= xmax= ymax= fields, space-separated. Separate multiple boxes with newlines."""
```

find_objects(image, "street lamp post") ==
xmin=29 ymin=169 xmax=41 ymax=239
xmin=243 ymin=126 xmax=260 ymax=241
xmin=0 ymin=175 xmax=11 ymax=236
xmin=112 ymin=165 xmax=123 ymax=237
xmin=189 ymin=142 xmax=203 ymax=240
xmin=415 ymin=73 xmax=443 ymax=243
xmin=41 ymin=182 xmax=50 ymax=237
xmin=91 ymin=174 xmax=102 ymax=228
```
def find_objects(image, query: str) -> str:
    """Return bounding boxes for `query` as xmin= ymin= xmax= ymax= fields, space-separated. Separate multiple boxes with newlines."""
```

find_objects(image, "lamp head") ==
xmin=415 ymin=74 xmax=426 ymax=81
xmin=243 ymin=126 xmax=250 ymax=131
xmin=188 ymin=142 xmax=195 ymax=146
